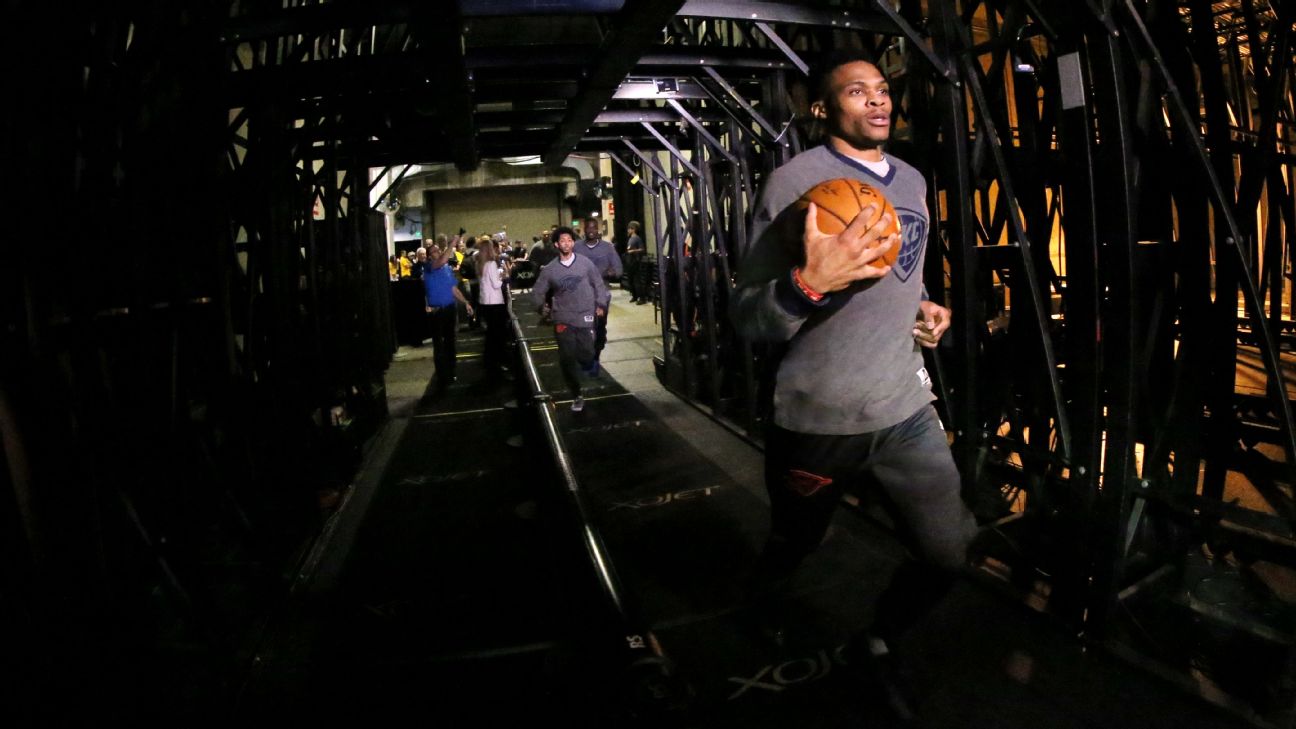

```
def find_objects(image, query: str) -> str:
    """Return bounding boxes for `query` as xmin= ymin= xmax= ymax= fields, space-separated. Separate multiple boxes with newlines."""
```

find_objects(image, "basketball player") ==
xmin=533 ymin=226 xmax=608 ymax=412
xmin=731 ymin=49 xmax=979 ymax=721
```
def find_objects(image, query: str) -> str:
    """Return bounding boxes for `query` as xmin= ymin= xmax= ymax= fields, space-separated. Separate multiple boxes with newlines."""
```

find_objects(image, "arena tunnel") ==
xmin=4 ymin=0 xmax=1296 ymax=726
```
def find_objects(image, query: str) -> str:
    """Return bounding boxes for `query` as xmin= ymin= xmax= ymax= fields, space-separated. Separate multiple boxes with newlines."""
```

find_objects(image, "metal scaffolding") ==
xmin=4 ymin=0 xmax=1295 ymax=722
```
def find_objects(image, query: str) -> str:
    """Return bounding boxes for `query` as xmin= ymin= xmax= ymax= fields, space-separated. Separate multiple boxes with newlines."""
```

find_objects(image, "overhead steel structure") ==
xmin=4 ymin=0 xmax=1296 ymax=723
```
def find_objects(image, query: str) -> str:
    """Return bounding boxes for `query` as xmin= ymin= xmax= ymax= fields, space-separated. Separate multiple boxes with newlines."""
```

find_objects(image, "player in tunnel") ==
xmin=731 ymin=48 xmax=980 ymax=721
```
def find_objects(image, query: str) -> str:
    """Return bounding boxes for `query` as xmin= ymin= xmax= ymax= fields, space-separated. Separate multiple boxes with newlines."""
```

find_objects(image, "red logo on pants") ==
xmin=785 ymin=469 xmax=833 ymax=497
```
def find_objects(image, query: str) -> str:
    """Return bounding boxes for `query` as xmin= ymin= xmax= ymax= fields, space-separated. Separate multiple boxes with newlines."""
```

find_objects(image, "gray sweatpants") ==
xmin=758 ymin=405 xmax=978 ymax=640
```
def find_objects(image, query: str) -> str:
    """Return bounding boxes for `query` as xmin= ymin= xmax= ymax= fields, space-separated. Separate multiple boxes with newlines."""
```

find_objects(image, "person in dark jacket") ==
xmin=573 ymin=218 xmax=623 ymax=373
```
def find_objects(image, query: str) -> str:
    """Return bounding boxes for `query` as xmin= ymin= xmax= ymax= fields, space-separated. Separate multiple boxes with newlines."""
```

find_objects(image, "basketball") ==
xmin=796 ymin=178 xmax=902 ymax=267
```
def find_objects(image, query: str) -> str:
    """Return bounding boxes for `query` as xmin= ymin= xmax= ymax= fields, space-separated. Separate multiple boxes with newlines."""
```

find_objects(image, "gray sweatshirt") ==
xmin=573 ymin=239 xmax=624 ymax=280
xmin=532 ymin=254 xmax=611 ymax=328
xmin=731 ymin=145 xmax=933 ymax=435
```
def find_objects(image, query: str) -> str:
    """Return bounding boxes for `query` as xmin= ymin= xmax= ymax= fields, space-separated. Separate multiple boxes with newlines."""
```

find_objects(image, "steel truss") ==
xmin=1 ymin=0 xmax=393 ymax=719
xmin=640 ymin=0 xmax=1296 ymax=719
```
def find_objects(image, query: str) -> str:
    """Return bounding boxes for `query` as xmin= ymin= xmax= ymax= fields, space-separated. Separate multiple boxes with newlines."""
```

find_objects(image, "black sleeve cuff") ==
xmin=775 ymin=268 xmax=831 ymax=316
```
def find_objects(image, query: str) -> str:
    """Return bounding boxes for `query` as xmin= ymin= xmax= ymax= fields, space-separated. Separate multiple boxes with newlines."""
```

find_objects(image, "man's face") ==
xmin=542 ymin=232 xmax=551 ymax=243
xmin=583 ymin=220 xmax=599 ymax=241
xmin=556 ymin=233 xmax=575 ymax=256
xmin=813 ymin=61 xmax=892 ymax=149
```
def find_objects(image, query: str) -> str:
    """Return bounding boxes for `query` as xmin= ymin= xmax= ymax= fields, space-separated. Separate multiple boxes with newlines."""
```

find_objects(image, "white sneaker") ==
xmin=571 ymin=397 xmax=585 ymax=412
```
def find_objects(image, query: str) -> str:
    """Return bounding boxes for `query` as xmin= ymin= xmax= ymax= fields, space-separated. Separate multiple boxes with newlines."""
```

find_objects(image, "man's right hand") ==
xmin=798 ymin=202 xmax=899 ymax=294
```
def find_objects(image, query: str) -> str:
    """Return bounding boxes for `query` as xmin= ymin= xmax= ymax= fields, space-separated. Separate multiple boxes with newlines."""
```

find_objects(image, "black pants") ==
xmin=479 ymin=303 xmax=509 ymax=376
xmin=755 ymin=406 xmax=977 ymax=641
xmin=427 ymin=306 xmax=458 ymax=383
xmin=467 ymin=282 xmax=481 ymax=328
xmin=554 ymin=324 xmax=595 ymax=398
xmin=626 ymin=252 xmax=645 ymax=299
xmin=594 ymin=309 xmax=608 ymax=358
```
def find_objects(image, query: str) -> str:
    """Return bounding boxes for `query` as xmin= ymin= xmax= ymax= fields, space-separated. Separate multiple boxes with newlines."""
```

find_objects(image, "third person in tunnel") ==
xmin=729 ymin=48 xmax=979 ymax=723
xmin=574 ymin=217 xmax=622 ymax=375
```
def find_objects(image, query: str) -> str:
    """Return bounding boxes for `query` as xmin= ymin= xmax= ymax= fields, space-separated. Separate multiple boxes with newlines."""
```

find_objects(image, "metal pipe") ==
xmin=502 ymin=298 xmax=670 ymax=678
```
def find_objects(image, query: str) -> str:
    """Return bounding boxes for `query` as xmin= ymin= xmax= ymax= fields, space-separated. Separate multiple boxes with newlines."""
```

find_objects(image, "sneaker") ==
xmin=571 ymin=397 xmax=585 ymax=413
xmin=844 ymin=634 xmax=918 ymax=723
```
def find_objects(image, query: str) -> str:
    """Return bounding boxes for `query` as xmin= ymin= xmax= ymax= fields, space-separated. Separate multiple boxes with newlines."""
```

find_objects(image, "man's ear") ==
xmin=810 ymin=100 xmax=828 ymax=120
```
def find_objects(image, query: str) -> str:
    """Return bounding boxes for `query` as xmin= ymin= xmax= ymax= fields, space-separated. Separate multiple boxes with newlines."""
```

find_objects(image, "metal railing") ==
xmin=505 ymin=296 xmax=685 ymax=714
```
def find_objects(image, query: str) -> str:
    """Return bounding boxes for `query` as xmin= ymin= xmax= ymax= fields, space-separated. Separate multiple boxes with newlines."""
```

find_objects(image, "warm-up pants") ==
xmin=554 ymin=324 xmax=596 ymax=398
xmin=757 ymin=405 xmax=978 ymax=641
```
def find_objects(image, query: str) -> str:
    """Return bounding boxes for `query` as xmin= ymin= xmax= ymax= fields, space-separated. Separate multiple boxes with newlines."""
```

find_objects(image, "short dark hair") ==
xmin=808 ymin=48 xmax=879 ymax=103
xmin=554 ymin=226 xmax=576 ymax=242
xmin=628 ymin=220 xmax=641 ymax=232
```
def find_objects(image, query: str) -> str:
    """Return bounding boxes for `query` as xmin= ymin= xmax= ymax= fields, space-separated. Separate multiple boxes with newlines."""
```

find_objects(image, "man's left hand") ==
xmin=596 ymin=307 xmax=606 ymax=317
xmin=913 ymin=301 xmax=951 ymax=348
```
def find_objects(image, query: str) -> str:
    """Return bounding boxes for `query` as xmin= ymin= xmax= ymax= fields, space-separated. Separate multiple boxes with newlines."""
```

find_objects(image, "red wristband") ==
xmin=792 ymin=267 xmax=825 ymax=302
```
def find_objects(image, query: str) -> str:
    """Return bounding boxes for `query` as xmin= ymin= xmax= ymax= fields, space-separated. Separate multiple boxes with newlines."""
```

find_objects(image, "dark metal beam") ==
xmin=700 ymin=67 xmax=781 ymax=138
xmin=226 ymin=55 xmax=427 ymax=106
xmin=597 ymin=108 xmax=728 ymax=123
xmin=753 ymin=22 xmax=809 ymax=75
xmin=223 ymin=4 xmax=419 ymax=43
xmin=608 ymin=152 xmax=661 ymax=197
xmin=420 ymin=6 xmax=477 ymax=170
xmin=478 ymin=108 xmax=729 ymax=127
xmin=622 ymin=138 xmax=677 ymax=188
xmin=641 ymin=122 xmax=703 ymax=177
xmin=467 ymin=44 xmax=792 ymax=71
xmin=370 ymin=165 xmax=413 ymax=211
xmin=613 ymin=78 xmax=711 ymax=99
xmin=667 ymin=99 xmax=738 ymax=164
xmin=639 ymin=46 xmax=794 ymax=70
xmin=542 ymin=0 xmax=689 ymax=166
xmin=677 ymin=0 xmax=898 ymax=33
xmin=476 ymin=81 xmax=582 ymax=102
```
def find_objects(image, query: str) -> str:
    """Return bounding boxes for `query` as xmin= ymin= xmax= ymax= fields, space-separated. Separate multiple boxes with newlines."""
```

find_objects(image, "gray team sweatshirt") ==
xmin=573 ymin=239 xmax=624 ymax=280
xmin=730 ymin=144 xmax=933 ymax=435
xmin=532 ymin=254 xmax=611 ymax=328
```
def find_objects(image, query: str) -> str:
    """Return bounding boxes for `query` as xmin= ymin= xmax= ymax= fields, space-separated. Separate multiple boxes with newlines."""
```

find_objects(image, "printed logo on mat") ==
xmin=785 ymin=469 xmax=833 ymax=497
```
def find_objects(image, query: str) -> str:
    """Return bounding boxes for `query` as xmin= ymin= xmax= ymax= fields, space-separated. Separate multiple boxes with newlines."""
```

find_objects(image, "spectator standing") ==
xmin=477 ymin=237 xmax=513 ymax=383
xmin=531 ymin=231 xmax=557 ymax=268
xmin=424 ymin=244 xmax=473 ymax=393
xmin=411 ymin=246 xmax=428 ymax=280
xmin=625 ymin=220 xmax=648 ymax=304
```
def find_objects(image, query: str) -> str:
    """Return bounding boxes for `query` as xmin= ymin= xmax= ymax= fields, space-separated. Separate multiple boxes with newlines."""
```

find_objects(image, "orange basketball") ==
xmin=796 ymin=178 xmax=902 ymax=267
